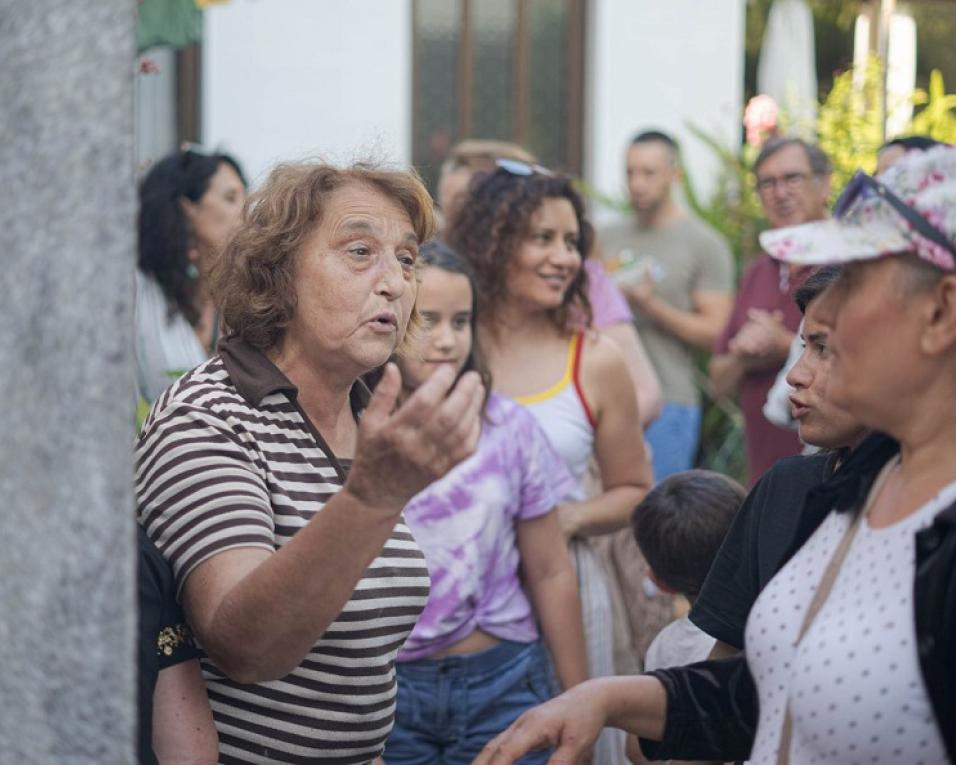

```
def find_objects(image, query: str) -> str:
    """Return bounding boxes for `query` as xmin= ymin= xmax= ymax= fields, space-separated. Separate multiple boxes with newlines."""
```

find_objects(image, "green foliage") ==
xmin=136 ymin=397 xmax=151 ymax=431
xmin=682 ymin=126 xmax=763 ymax=273
xmin=910 ymin=69 xmax=956 ymax=143
xmin=816 ymin=61 xmax=956 ymax=193
xmin=817 ymin=57 xmax=883 ymax=192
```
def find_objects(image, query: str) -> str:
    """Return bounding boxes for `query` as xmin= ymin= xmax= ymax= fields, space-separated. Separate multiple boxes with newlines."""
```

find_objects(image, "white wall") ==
xmin=585 ymin=0 xmax=746 ymax=224
xmin=202 ymin=0 xmax=413 ymax=186
xmin=135 ymin=47 xmax=177 ymax=170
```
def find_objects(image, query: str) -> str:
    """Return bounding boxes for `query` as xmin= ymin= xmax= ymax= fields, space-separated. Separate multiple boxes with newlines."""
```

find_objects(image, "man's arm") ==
xmin=623 ymin=284 xmax=733 ymax=352
xmin=709 ymin=309 xmax=795 ymax=399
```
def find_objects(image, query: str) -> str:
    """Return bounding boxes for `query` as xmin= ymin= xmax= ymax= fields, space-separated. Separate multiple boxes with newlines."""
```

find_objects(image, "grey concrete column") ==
xmin=0 ymin=1 xmax=138 ymax=762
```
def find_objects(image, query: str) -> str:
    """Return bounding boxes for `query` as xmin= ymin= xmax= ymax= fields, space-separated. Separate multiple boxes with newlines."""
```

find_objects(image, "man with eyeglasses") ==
xmin=709 ymin=137 xmax=831 ymax=486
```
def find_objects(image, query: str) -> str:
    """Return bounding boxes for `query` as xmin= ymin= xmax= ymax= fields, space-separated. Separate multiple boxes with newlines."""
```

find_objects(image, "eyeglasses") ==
xmin=755 ymin=171 xmax=813 ymax=194
xmin=835 ymin=169 xmax=956 ymax=260
xmin=495 ymin=158 xmax=554 ymax=177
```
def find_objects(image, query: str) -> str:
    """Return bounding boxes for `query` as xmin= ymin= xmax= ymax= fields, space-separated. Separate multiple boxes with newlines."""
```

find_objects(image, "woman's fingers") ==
xmin=362 ymin=363 xmax=403 ymax=428
xmin=472 ymin=714 xmax=568 ymax=765
xmin=390 ymin=369 xmax=484 ymax=466
xmin=391 ymin=363 xmax=459 ymax=426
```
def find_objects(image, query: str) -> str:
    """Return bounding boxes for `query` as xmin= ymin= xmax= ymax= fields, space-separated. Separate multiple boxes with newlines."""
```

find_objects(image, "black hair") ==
xmin=631 ymin=129 xmax=680 ymax=154
xmin=632 ymin=470 xmax=744 ymax=598
xmin=754 ymin=137 xmax=831 ymax=178
xmin=795 ymin=265 xmax=843 ymax=314
xmin=880 ymin=135 xmax=943 ymax=153
xmin=137 ymin=149 xmax=246 ymax=326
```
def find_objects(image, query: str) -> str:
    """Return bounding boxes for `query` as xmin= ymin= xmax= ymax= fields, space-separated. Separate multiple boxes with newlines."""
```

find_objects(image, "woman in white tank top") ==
xmin=448 ymin=161 xmax=653 ymax=765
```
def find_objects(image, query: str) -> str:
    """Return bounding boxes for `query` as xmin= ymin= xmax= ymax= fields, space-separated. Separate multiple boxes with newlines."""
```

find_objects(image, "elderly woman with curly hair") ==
xmin=136 ymin=161 xmax=485 ymax=765
xmin=448 ymin=163 xmax=653 ymax=765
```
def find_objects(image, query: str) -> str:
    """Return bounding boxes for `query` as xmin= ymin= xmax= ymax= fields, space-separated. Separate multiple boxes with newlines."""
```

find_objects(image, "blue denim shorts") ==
xmin=384 ymin=640 xmax=556 ymax=765
xmin=644 ymin=401 xmax=702 ymax=480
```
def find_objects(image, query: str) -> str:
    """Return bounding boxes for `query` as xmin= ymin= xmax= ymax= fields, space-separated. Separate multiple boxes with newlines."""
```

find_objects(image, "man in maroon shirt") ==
xmin=709 ymin=138 xmax=831 ymax=485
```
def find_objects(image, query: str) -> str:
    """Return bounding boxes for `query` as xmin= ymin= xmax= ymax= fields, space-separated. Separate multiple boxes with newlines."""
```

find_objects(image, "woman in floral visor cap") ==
xmin=472 ymin=144 xmax=956 ymax=765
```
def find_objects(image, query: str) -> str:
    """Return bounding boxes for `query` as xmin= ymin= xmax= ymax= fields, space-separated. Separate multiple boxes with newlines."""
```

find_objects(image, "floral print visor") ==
xmin=760 ymin=144 xmax=956 ymax=272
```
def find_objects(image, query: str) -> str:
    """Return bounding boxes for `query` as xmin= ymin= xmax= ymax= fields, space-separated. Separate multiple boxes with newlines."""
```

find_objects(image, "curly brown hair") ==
xmin=445 ymin=168 xmax=593 ymax=331
xmin=208 ymin=161 xmax=436 ymax=352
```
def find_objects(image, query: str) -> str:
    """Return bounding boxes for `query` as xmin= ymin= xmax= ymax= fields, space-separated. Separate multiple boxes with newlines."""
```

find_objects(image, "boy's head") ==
xmin=632 ymin=470 xmax=745 ymax=601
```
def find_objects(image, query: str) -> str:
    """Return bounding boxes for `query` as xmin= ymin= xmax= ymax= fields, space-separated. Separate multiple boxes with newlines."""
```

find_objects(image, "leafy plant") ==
xmin=817 ymin=57 xmax=885 ymax=192
xmin=910 ymin=69 xmax=956 ymax=143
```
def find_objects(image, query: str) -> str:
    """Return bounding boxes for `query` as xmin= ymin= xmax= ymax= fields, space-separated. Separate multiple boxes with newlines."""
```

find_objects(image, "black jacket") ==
xmin=640 ymin=433 xmax=956 ymax=762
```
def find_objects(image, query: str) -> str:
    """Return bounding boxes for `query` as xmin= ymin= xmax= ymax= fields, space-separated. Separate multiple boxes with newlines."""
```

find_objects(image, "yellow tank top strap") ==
xmin=514 ymin=333 xmax=579 ymax=405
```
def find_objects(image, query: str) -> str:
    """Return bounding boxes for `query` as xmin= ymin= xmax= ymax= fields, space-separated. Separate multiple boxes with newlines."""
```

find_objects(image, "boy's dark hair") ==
xmin=632 ymin=470 xmax=745 ymax=598
xmin=794 ymin=265 xmax=842 ymax=314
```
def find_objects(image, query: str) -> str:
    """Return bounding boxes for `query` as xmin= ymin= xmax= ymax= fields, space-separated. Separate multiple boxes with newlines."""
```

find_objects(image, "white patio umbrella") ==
xmin=757 ymin=0 xmax=818 ymax=138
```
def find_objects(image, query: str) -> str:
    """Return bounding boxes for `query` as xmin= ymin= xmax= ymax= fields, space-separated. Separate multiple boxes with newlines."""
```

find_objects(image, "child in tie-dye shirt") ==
xmin=384 ymin=241 xmax=588 ymax=765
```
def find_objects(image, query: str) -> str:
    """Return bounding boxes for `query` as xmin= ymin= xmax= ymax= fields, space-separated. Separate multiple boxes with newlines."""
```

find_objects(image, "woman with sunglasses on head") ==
xmin=136 ymin=148 xmax=247 ymax=402
xmin=383 ymin=240 xmax=587 ymax=765
xmin=448 ymin=162 xmax=653 ymax=765
xmin=437 ymin=141 xmax=663 ymax=428
xmin=473 ymin=146 xmax=956 ymax=765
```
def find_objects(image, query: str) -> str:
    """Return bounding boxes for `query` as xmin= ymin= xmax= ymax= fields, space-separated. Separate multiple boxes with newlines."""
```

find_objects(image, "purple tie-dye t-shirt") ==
xmin=398 ymin=393 xmax=577 ymax=661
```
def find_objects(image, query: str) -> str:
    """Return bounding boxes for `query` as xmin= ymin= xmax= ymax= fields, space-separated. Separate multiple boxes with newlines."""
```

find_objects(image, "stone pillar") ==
xmin=0 ymin=1 xmax=138 ymax=762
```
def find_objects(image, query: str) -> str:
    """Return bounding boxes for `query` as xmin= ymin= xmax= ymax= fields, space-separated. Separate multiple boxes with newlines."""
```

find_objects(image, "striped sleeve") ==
xmin=136 ymin=403 xmax=276 ymax=595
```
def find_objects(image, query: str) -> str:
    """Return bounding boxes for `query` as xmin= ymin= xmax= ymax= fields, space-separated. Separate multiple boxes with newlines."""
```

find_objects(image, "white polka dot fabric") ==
xmin=745 ymin=478 xmax=956 ymax=764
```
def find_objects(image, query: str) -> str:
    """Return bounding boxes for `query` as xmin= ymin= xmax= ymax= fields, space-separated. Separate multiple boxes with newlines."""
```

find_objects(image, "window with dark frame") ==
xmin=412 ymin=0 xmax=586 ymax=195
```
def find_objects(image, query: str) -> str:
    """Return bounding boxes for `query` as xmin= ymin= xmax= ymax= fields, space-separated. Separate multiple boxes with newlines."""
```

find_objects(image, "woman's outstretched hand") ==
xmin=472 ymin=685 xmax=606 ymax=765
xmin=473 ymin=676 xmax=668 ymax=765
xmin=345 ymin=362 xmax=484 ymax=514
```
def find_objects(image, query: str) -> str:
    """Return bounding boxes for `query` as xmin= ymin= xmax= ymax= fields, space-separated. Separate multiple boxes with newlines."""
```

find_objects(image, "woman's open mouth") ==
xmin=367 ymin=313 xmax=398 ymax=332
xmin=789 ymin=395 xmax=810 ymax=420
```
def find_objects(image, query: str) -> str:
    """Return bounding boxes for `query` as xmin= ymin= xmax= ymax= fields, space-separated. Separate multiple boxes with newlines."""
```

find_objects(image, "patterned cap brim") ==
xmin=759 ymin=219 xmax=912 ymax=267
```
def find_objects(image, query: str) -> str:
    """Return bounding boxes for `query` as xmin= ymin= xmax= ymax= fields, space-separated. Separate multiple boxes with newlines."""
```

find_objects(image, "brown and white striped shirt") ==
xmin=136 ymin=337 xmax=430 ymax=765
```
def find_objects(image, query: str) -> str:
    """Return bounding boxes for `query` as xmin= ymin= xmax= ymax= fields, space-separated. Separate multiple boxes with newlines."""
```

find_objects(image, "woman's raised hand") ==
xmin=345 ymin=362 xmax=484 ymax=514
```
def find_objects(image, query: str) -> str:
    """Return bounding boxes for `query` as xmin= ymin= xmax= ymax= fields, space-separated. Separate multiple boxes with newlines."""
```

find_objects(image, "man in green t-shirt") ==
xmin=600 ymin=130 xmax=734 ymax=479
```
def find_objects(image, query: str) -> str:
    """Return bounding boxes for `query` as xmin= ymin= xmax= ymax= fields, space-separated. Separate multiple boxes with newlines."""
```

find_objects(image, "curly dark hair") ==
xmin=137 ymin=149 xmax=246 ymax=327
xmin=445 ymin=168 xmax=593 ymax=331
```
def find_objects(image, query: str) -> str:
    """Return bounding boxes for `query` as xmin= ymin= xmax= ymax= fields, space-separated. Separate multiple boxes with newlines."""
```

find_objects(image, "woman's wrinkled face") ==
xmin=810 ymin=257 xmax=926 ymax=431
xmin=506 ymin=197 xmax=582 ymax=312
xmin=183 ymin=162 xmax=246 ymax=254
xmin=785 ymin=301 xmax=867 ymax=450
xmin=398 ymin=266 xmax=473 ymax=392
xmin=284 ymin=183 xmax=420 ymax=378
